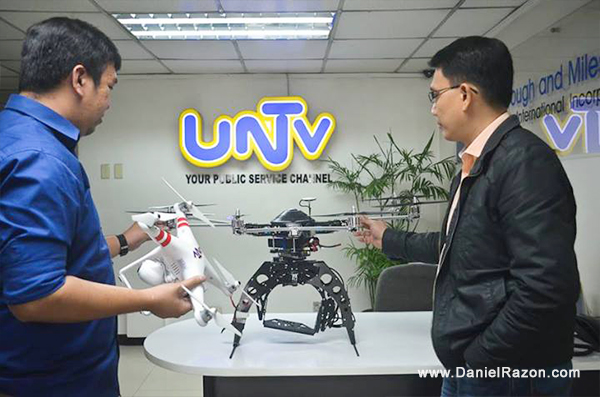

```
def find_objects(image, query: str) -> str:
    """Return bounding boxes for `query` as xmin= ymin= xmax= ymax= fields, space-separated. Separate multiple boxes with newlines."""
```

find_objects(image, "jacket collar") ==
xmin=5 ymin=94 xmax=81 ymax=151
xmin=469 ymin=114 xmax=520 ymax=176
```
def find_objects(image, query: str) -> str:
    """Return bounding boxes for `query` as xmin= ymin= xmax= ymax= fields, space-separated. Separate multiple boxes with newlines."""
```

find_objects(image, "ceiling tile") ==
xmin=0 ymin=0 xmax=97 ymax=11
xmin=412 ymin=37 xmax=457 ymax=57
xmin=118 ymin=60 xmax=169 ymax=74
xmin=0 ymin=40 xmax=23 ymax=60
xmin=113 ymin=40 xmax=154 ymax=60
xmin=95 ymin=0 xmax=217 ymax=13
xmin=0 ymin=66 xmax=19 ymax=79
xmin=161 ymin=59 xmax=244 ymax=73
xmin=141 ymin=40 xmax=238 ymax=60
xmin=434 ymin=8 xmax=514 ymax=37
xmin=1 ymin=12 xmax=132 ymax=40
xmin=0 ymin=65 xmax=17 ymax=76
xmin=238 ymin=40 xmax=327 ymax=60
xmin=245 ymin=60 xmax=322 ymax=73
xmin=329 ymin=38 xmax=422 ymax=59
xmin=589 ymin=0 xmax=600 ymax=11
xmin=325 ymin=59 xmax=403 ymax=73
xmin=343 ymin=0 xmax=459 ymax=11
xmin=0 ymin=60 xmax=20 ymax=70
xmin=0 ymin=19 xmax=25 ymax=39
xmin=220 ymin=0 xmax=339 ymax=12
xmin=398 ymin=58 xmax=431 ymax=73
xmin=535 ymin=5 xmax=600 ymax=39
xmin=335 ymin=10 xmax=450 ymax=39
xmin=513 ymin=57 xmax=560 ymax=74
xmin=461 ymin=0 xmax=526 ymax=7
xmin=0 ymin=75 xmax=18 ymax=89
xmin=511 ymin=37 xmax=600 ymax=59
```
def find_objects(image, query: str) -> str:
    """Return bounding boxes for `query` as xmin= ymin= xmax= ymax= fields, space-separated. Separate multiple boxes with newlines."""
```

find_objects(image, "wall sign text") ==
xmin=179 ymin=97 xmax=336 ymax=171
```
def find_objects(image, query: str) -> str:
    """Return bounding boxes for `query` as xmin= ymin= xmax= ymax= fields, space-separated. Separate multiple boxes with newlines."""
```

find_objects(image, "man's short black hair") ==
xmin=19 ymin=17 xmax=121 ymax=93
xmin=428 ymin=36 xmax=513 ymax=109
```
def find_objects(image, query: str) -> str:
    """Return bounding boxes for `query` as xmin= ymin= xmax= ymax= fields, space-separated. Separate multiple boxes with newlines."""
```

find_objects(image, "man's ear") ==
xmin=460 ymin=83 xmax=473 ymax=111
xmin=70 ymin=64 xmax=88 ymax=97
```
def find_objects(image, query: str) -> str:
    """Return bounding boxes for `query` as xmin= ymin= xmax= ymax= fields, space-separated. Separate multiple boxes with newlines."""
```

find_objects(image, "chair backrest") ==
xmin=374 ymin=263 xmax=437 ymax=312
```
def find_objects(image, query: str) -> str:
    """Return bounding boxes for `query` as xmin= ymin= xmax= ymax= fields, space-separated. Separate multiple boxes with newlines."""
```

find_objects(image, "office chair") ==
xmin=373 ymin=263 xmax=437 ymax=311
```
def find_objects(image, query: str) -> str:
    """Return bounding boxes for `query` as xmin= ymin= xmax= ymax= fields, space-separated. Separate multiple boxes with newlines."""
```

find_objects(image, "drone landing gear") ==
xmin=263 ymin=318 xmax=316 ymax=335
xmin=230 ymin=259 xmax=359 ymax=358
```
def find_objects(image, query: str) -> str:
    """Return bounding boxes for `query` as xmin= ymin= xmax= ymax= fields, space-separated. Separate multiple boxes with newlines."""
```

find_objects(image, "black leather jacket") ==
xmin=382 ymin=116 xmax=580 ymax=369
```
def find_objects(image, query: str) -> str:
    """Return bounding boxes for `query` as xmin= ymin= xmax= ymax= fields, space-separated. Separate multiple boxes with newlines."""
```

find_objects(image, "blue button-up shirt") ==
xmin=0 ymin=94 xmax=119 ymax=396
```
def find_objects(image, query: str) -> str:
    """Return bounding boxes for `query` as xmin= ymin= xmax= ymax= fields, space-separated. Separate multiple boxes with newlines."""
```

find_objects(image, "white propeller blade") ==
xmin=190 ymin=205 xmax=216 ymax=229
xmin=240 ymin=289 xmax=260 ymax=308
xmin=132 ymin=212 xmax=159 ymax=226
xmin=162 ymin=178 xmax=215 ymax=228
xmin=211 ymin=258 xmax=230 ymax=285
xmin=211 ymin=258 xmax=259 ymax=307
xmin=181 ymin=285 xmax=242 ymax=337
xmin=162 ymin=177 xmax=187 ymax=202
xmin=132 ymin=212 xmax=178 ymax=226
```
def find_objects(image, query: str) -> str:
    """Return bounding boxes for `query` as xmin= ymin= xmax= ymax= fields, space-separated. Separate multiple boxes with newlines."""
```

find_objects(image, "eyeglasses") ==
xmin=428 ymin=85 xmax=460 ymax=103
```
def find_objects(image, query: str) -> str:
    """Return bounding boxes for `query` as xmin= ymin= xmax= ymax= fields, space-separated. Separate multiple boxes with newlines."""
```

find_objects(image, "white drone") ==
xmin=118 ymin=178 xmax=255 ymax=336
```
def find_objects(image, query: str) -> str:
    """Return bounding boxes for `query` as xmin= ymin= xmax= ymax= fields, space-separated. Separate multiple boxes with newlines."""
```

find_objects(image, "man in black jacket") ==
xmin=357 ymin=36 xmax=580 ymax=396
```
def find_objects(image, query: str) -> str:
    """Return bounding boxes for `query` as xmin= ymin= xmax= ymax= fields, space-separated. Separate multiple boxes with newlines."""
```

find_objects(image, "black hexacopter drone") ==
xmin=226 ymin=197 xmax=438 ymax=359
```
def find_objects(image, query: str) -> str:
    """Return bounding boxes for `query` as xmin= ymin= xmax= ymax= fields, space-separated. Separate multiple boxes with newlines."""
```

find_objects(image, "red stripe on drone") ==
xmin=178 ymin=221 xmax=190 ymax=228
xmin=177 ymin=217 xmax=186 ymax=223
xmin=160 ymin=233 xmax=171 ymax=247
xmin=156 ymin=230 xmax=165 ymax=241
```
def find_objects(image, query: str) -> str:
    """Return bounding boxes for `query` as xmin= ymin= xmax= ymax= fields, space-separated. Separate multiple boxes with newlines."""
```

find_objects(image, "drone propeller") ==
xmin=313 ymin=210 xmax=404 ymax=217
xmin=191 ymin=218 xmax=230 ymax=224
xmin=226 ymin=214 xmax=249 ymax=220
xmin=366 ymin=194 xmax=429 ymax=202
xmin=181 ymin=285 xmax=242 ymax=337
xmin=189 ymin=223 xmax=230 ymax=228
xmin=149 ymin=204 xmax=215 ymax=212
xmin=131 ymin=212 xmax=179 ymax=226
xmin=374 ymin=199 xmax=448 ymax=208
xmin=162 ymin=178 xmax=215 ymax=228
xmin=127 ymin=210 xmax=182 ymax=218
xmin=210 ymin=257 xmax=261 ymax=307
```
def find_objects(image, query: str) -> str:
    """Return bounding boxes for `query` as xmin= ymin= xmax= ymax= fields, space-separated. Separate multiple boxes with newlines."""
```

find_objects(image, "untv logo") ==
xmin=542 ymin=96 xmax=599 ymax=155
xmin=179 ymin=97 xmax=336 ymax=171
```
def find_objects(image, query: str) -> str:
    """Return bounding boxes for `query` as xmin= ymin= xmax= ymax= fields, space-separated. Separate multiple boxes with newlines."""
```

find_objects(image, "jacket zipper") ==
xmin=431 ymin=172 xmax=478 ymax=311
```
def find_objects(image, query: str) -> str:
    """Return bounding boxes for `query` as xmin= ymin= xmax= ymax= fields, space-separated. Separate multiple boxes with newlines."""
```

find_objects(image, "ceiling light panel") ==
xmin=113 ymin=12 xmax=335 ymax=40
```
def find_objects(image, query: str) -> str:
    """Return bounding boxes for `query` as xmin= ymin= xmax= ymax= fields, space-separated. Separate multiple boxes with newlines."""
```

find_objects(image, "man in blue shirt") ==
xmin=0 ymin=18 xmax=205 ymax=396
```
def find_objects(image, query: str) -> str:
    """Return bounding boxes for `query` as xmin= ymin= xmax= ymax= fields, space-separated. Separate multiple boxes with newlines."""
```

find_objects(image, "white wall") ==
xmin=77 ymin=73 xmax=444 ymax=335
xmin=508 ymin=1 xmax=600 ymax=315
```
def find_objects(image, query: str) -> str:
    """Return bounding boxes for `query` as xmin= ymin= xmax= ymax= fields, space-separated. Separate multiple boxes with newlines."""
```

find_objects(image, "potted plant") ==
xmin=327 ymin=132 xmax=456 ymax=308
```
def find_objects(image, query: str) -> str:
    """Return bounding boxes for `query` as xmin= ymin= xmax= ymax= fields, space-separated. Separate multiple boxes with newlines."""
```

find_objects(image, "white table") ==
xmin=144 ymin=312 xmax=600 ymax=397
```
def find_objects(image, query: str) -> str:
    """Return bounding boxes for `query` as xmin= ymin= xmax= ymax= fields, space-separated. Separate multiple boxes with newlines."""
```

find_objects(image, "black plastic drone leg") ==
xmin=307 ymin=261 xmax=359 ymax=356
xmin=230 ymin=259 xmax=358 ymax=358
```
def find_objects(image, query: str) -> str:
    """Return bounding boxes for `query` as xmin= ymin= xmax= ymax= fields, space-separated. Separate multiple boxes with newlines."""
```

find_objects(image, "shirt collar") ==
xmin=5 ymin=94 xmax=81 ymax=150
xmin=459 ymin=112 xmax=510 ymax=161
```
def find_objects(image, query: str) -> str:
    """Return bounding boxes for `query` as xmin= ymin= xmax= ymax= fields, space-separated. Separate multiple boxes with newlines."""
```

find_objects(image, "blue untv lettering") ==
xmin=179 ymin=97 xmax=335 ymax=171
xmin=542 ymin=100 xmax=600 ymax=155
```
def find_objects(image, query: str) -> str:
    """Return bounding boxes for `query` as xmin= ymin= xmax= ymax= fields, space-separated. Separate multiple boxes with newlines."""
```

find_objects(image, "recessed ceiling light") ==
xmin=113 ymin=12 xmax=335 ymax=40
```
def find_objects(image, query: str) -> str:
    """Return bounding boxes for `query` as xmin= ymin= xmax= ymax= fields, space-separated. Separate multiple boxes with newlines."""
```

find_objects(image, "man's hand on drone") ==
xmin=354 ymin=216 xmax=388 ymax=249
xmin=145 ymin=275 xmax=206 ymax=318
xmin=122 ymin=222 xmax=151 ymax=251
xmin=121 ymin=220 xmax=171 ymax=251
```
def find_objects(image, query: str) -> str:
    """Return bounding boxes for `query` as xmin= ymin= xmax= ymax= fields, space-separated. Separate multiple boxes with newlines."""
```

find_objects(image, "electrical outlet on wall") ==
xmin=312 ymin=301 xmax=321 ymax=312
xmin=100 ymin=164 xmax=110 ymax=179
xmin=114 ymin=163 xmax=123 ymax=179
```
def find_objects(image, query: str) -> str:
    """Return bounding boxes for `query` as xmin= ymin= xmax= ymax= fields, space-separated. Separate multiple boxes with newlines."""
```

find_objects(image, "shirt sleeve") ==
xmin=0 ymin=150 xmax=81 ymax=305
xmin=382 ymin=228 xmax=441 ymax=265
